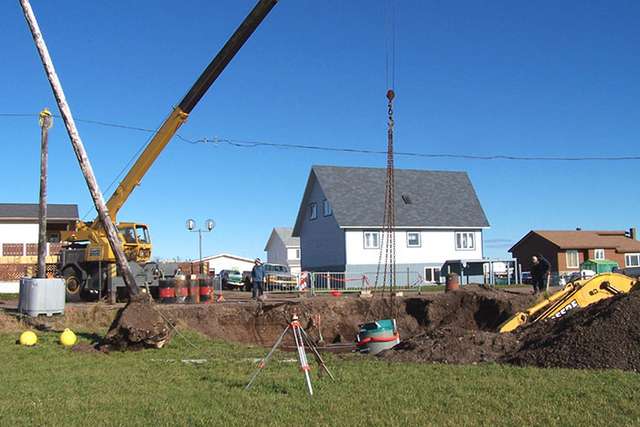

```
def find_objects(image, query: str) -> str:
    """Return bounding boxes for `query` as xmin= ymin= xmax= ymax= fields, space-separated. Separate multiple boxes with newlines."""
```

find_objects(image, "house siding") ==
xmin=265 ymin=235 xmax=288 ymax=266
xmin=345 ymin=229 xmax=483 ymax=266
xmin=345 ymin=262 xmax=443 ymax=286
xmin=299 ymin=177 xmax=346 ymax=271
xmin=286 ymin=247 xmax=301 ymax=275
xmin=204 ymin=255 xmax=255 ymax=275
xmin=0 ymin=223 xmax=39 ymax=246
xmin=511 ymin=232 xmax=640 ymax=273
xmin=557 ymin=249 xmax=587 ymax=272
xmin=587 ymin=248 xmax=627 ymax=268
xmin=510 ymin=233 xmax=560 ymax=272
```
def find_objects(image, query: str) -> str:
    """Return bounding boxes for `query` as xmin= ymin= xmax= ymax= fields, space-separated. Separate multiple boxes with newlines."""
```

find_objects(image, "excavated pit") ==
xmin=148 ymin=286 xmax=535 ymax=352
xmin=19 ymin=284 xmax=640 ymax=371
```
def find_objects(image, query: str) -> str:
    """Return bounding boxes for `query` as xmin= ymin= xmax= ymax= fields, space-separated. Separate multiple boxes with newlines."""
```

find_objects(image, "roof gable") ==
xmin=293 ymin=165 xmax=489 ymax=235
xmin=264 ymin=227 xmax=300 ymax=251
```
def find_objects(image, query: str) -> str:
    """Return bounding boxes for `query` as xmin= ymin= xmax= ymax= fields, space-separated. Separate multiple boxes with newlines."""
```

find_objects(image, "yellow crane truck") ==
xmin=498 ymin=272 xmax=638 ymax=332
xmin=58 ymin=0 xmax=278 ymax=301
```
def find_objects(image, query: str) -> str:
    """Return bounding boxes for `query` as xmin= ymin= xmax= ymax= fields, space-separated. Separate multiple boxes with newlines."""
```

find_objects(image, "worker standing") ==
xmin=251 ymin=258 xmax=265 ymax=300
xmin=531 ymin=254 xmax=551 ymax=294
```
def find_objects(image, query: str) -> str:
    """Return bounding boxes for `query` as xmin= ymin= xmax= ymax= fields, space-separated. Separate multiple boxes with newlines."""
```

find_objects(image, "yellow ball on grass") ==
xmin=19 ymin=331 xmax=38 ymax=346
xmin=60 ymin=328 xmax=77 ymax=347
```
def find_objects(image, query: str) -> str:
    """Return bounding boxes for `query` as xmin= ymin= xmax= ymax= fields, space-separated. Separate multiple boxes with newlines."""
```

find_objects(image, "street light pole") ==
xmin=186 ymin=219 xmax=215 ymax=275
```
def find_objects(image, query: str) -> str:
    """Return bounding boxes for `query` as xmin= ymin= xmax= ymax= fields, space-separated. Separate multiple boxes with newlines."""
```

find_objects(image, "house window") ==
xmin=566 ymin=250 xmax=580 ymax=268
xmin=455 ymin=232 xmax=475 ymax=250
xmin=594 ymin=249 xmax=605 ymax=260
xmin=323 ymin=199 xmax=332 ymax=216
xmin=626 ymin=253 xmax=640 ymax=267
xmin=424 ymin=267 xmax=441 ymax=283
xmin=309 ymin=202 xmax=317 ymax=220
xmin=363 ymin=231 xmax=380 ymax=249
xmin=407 ymin=232 xmax=421 ymax=248
xmin=295 ymin=249 xmax=301 ymax=259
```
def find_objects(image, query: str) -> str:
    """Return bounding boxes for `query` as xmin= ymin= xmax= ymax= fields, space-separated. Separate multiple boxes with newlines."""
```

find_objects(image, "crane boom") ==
xmin=98 ymin=0 xmax=278 ymax=224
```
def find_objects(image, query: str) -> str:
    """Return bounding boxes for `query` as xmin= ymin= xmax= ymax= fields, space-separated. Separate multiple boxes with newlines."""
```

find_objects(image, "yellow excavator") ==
xmin=58 ymin=0 xmax=278 ymax=301
xmin=498 ymin=272 xmax=638 ymax=333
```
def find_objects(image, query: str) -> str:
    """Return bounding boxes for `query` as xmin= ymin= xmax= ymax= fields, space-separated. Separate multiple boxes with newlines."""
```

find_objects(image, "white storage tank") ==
xmin=18 ymin=277 xmax=65 ymax=317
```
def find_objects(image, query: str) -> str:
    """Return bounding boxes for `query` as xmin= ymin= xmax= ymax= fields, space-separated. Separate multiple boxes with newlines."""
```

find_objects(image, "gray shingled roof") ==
xmin=264 ymin=227 xmax=300 ymax=251
xmin=0 ymin=203 xmax=78 ymax=220
xmin=274 ymin=227 xmax=299 ymax=246
xmin=293 ymin=166 xmax=489 ymax=235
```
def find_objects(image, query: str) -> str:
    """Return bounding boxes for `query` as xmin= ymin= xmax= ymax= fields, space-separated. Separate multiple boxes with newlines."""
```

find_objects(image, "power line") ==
xmin=187 ymin=137 xmax=640 ymax=161
xmin=2 ymin=112 xmax=639 ymax=161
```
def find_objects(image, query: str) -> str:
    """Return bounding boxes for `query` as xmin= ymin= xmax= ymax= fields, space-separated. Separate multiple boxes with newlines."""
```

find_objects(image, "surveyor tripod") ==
xmin=244 ymin=313 xmax=334 ymax=396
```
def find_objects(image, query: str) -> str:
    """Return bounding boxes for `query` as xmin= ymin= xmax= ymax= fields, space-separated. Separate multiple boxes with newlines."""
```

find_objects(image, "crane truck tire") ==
xmin=63 ymin=267 xmax=83 ymax=302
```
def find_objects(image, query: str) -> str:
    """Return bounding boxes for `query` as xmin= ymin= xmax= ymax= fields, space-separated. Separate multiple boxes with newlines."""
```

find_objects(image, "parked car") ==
xmin=567 ymin=269 xmax=596 ymax=283
xmin=264 ymin=263 xmax=295 ymax=290
xmin=241 ymin=271 xmax=252 ymax=292
xmin=219 ymin=269 xmax=244 ymax=290
xmin=521 ymin=271 xmax=532 ymax=284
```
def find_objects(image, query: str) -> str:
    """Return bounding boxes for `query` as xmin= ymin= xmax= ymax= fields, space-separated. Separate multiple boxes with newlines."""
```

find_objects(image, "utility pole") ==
xmin=19 ymin=0 xmax=140 ymax=297
xmin=36 ymin=108 xmax=52 ymax=278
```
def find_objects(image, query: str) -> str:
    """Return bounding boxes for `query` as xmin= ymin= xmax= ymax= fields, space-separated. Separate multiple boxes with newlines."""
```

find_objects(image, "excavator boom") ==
xmin=99 ymin=0 xmax=278 ymax=225
xmin=498 ymin=273 xmax=638 ymax=333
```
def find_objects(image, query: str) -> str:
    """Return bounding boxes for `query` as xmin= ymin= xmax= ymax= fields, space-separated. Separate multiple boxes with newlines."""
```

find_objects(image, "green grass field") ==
xmin=0 ymin=293 xmax=18 ymax=301
xmin=1 ymin=330 xmax=639 ymax=426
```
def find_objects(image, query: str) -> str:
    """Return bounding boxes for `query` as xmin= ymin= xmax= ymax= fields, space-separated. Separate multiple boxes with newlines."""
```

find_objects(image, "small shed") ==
xmin=580 ymin=259 xmax=619 ymax=274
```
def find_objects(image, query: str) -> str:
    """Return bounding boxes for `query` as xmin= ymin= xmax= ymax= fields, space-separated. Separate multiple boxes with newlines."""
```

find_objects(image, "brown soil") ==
xmin=507 ymin=289 xmax=640 ymax=371
xmin=71 ymin=342 xmax=106 ymax=354
xmin=383 ymin=326 xmax=520 ymax=364
xmin=378 ymin=286 xmax=535 ymax=364
xmin=101 ymin=297 xmax=173 ymax=350
xmin=0 ymin=311 xmax=21 ymax=332
xmin=9 ymin=283 xmax=640 ymax=371
xmin=162 ymin=297 xmax=420 ymax=348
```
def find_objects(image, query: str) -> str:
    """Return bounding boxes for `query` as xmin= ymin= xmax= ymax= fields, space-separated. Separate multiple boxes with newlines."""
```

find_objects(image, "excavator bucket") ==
xmin=498 ymin=273 xmax=638 ymax=333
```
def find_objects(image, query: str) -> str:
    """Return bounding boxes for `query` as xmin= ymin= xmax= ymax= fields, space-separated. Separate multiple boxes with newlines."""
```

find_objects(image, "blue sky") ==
xmin=1 ymin=0 xmax=639 ymax=261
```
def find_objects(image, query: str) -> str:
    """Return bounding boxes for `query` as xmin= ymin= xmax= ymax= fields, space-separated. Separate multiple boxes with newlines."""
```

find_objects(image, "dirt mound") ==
xmin=508 ymin=290 xmax=640 ymax=371
xmin=382 ymin=326 xmax=520 ymax=364
xmin=102 ymin=297 xmax=173 ymax=350
xmin=379 ymin=287 xmax=535 ymax=364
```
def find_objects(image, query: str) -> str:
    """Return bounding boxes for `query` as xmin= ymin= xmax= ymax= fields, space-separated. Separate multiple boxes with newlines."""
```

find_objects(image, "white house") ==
xmin=292 ymin=166 xmax=489 ymax=283
xmin=0 ymin=203 xmax=78 ymax=261
xmin=264 ymin=227 xmax=301 ymax=275
xmin=0 ymin=203 xmax=78 ymax=290
xmin=199 ymin=253 xmax=255 ymax=275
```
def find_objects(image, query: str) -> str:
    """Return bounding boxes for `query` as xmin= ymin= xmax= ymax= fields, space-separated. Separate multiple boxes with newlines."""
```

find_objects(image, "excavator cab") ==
xmin=117 ymin=222 xmax=152 ymax=263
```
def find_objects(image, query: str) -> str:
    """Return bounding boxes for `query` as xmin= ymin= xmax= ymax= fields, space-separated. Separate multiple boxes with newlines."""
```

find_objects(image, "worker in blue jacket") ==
xmin=251 ymin=258 xmax=265 ymax=299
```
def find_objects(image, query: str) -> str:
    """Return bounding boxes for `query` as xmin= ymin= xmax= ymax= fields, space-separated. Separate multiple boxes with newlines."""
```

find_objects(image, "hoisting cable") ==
xmin=369 ymin=0 xmax=398 ymax=321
